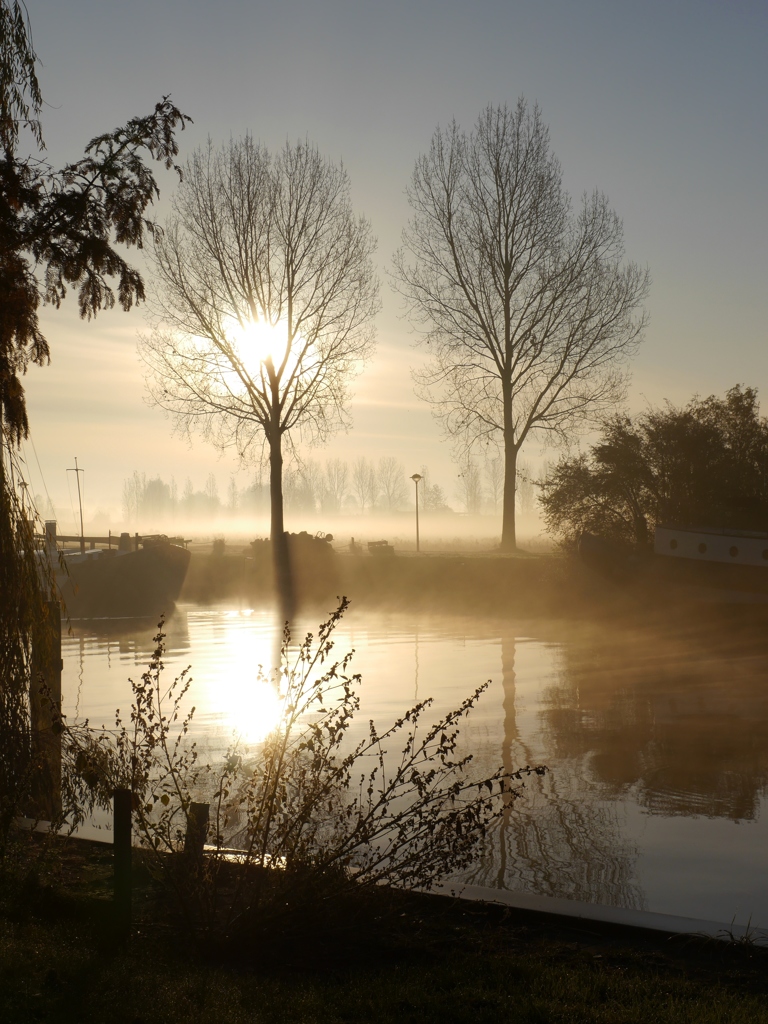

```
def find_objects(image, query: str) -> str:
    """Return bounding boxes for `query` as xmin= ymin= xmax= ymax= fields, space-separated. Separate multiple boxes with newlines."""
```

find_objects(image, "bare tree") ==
xmin=284 ymin=468 xmax=312 ymax=513
xmin=204 ymin=473 xmax=218 ymax=504
xmin=182 ymin=477 xmax=194 ymax=514
xmin=322 ymin=458 xmax=349 ymax=514
xmin=241 ymin=469 xmax=269 ymax=516
xmin=142 ymin=477 xmax=173 ymax=523
xmin=140 ymin=137 xmax=379 ymax=612
xmin=516 ymin=459 xmax=535 ymax=514
xmin=377 ymin=456 xmax=407 ymax=511
xmin=170 ymin=477 xmax=178 ymax=520
xmin=299 ymin=459 xmax=324 ymax=513
xmin=484 ymin=457 xmax=504 ymax=515
xmin=456 ymin=457 xmax=483 ymax=515
xmin=419 ymin=465 xmax=450 ymax=511
xmin=393 ymin=100 xmax=649 ymax=550
xmin=122 ymin=471 xmax=145 ymax=525
xmin=352 ymin=456 xmax=378 ymax=513
xmin=226 ymin=476 xmax=239 ymax=514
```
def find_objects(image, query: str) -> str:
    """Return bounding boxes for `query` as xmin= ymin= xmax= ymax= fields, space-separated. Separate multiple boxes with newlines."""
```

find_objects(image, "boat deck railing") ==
xmin=33 ymin=522 xmax=189 ymax=553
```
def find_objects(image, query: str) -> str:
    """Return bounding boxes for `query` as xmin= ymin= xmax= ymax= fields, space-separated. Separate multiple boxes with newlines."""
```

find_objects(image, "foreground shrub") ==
xmin=64 ymin=599 xmax=544 ymax=941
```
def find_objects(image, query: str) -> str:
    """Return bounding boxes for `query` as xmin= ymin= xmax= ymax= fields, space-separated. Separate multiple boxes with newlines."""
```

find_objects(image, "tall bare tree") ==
xmin=322 ymin=458 xmax=349 ymax=514
xmin=516 ymin=459 xmax=535 ymax=514
xmin=140 ymin=137 xmax=379 ymax=612
xmin=393 ymin=100 xmax=649 ymax=550
xmin=456 ymin=457 xmax=483 ymax=515
xmin=419 ymin=465 xmax=449 ymax=511
xmin=377 ymin=456 xmax=407 ymax=511
xmin=351 ymin=456 xmax=378 ymax=513
xmin=121 ymin=471 xmax=146 ymax=525
xmin=295 ymin=459 xmax=324 ymax=513
xmin=226 ymin=476 xmax=239 ymax=513
xmin=484 ymin=456 xmax=504 ymax=515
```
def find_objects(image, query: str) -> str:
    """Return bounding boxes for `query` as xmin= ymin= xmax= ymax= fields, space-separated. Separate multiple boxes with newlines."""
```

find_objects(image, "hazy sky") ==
xmin=19 ymin=0 xmax=768 ymax=520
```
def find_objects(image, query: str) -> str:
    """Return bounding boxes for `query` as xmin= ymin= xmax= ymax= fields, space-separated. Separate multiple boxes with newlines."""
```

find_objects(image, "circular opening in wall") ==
xmin=669 ymin=539 xmax=678 ymax=550
xmin=729 ymin=546 xmax=739 ymax=558
xmin=698 ymin=543 xmax=707 ymax=554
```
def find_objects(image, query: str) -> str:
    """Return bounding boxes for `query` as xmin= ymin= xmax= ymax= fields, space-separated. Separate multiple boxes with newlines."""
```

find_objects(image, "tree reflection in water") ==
xmin=463 ymin=637 xmax=645 ymax=911
xmin=543 ymin=620 xmax=768 ymax=822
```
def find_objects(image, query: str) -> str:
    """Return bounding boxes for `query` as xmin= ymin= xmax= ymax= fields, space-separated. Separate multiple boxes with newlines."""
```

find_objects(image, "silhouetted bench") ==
xmin=368 ymin=540 xmax=395 ymax=556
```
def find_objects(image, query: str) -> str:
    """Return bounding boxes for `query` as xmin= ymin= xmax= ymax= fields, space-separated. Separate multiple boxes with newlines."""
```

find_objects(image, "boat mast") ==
xmin=67 ymin=457 xmax=85 ymax=555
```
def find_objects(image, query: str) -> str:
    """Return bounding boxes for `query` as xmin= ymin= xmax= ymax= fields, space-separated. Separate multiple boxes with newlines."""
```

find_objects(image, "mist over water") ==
xmin=50 ymin=511 xmax=549 ymax=553
xmin=62 ymin=601 xmax=768 ymax=928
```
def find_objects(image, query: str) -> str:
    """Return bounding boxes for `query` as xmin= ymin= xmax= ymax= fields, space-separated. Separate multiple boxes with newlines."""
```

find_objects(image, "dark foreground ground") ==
xmin=2 ymin=835 xmax=767 ymax=1024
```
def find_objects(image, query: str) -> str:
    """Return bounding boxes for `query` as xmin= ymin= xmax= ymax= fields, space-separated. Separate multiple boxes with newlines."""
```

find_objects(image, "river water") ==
xmin=61 ymin=603 xmax=768 ymax=929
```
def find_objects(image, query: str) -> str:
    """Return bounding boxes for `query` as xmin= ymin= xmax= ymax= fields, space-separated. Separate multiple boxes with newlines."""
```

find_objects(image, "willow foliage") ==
xmin=0 ymin=448 xmax=53 ymax=850
xmin=0 ymin=1 xmax=189 ymax=850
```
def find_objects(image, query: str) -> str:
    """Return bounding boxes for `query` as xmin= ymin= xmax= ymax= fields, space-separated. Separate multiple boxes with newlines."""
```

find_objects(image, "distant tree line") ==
xmin=455 ymin=457 xmax=536 ymax=516
xmin=122 ymin=453 xmax=542 ymax=526
xmin=285 ymin=455 xmax=540 ymax=517
xmin=540 ymin=386 xmax=768 ymax=547
xmin=121 ymin=471 xmax=269 ymax=526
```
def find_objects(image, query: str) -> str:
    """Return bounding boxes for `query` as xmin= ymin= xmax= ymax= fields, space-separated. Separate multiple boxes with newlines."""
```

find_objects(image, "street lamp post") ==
xmin=410 ymin=473 xmax=422 ymax=553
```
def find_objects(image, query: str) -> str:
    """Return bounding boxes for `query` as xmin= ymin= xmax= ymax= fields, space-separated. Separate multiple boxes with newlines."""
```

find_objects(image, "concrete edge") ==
xmin=432 ymin=882 xmax=767 ymax=942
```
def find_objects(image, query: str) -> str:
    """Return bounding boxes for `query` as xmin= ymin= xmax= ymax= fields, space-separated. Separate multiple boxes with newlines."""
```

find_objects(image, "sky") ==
xmin=18 ymin=0 xmax=768 ymax=523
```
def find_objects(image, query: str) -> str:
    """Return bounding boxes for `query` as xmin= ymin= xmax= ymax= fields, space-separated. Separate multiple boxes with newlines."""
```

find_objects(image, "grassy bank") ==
xmin=2 ymin=836 xmax=767 ymax=1024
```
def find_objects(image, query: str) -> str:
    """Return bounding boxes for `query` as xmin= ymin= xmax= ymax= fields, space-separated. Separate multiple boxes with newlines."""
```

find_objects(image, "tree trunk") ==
xmin=500 ymin=386 xmax=518 ymax=551
xmin=268 ymin=428 xmax=295 ymax=621
xmin=500 ymin=443 xmax=518 ymax=551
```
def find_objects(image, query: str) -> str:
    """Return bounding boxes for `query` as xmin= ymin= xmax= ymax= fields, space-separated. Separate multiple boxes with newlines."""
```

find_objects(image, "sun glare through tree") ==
xmin=224 ymin=316 xmax=290 ymax=375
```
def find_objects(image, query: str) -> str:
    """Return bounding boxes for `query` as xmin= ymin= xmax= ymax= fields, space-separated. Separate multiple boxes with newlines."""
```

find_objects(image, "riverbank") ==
xmin=2 ymin=834 xmax=767 ymax=1024
xmin=179 ymin=544 xmax=634 ymax=619
xmin=179 ymin=543 xmax=768 ymax=627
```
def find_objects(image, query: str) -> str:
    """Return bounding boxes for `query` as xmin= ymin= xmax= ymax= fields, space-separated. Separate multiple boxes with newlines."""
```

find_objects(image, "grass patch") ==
xmin=2 ymin=845 xmax=767 ymax=1024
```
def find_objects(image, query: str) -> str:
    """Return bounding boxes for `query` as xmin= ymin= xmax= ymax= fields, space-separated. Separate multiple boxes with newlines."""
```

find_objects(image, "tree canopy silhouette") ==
xmin=540 ymin=386 xmax=768 ymax=546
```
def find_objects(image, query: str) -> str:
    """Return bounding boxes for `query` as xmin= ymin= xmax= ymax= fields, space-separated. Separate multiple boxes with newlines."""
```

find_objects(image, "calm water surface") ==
xmin=61 ymin=604 xmax=768 ymax=928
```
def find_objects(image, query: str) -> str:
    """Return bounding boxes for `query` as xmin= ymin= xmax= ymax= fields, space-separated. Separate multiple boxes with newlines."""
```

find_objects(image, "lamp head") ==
xmin=411 ymin=473 xmax=422 ymax=483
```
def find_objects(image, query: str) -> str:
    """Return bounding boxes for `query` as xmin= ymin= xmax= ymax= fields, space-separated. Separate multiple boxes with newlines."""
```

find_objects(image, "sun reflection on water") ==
xmin=195 ymin=609 xmax=285 ymax=744
xmin=223 ymin=676 xmax=283 ymax=743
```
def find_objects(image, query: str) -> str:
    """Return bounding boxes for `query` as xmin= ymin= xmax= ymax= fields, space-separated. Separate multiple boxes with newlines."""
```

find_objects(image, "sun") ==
xmin=226 ymin=315 xmax=287 ymax=371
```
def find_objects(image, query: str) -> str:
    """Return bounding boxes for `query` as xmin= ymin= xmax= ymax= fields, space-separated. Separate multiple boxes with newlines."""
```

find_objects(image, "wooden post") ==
xmin=44 ymin=520 xmax=57 ymax=567
xmin=29 ymin=600 xmax=62 ymax=821
xmin=113 ymin=788 xmax=132 ymax=931
xmin=183 ymin=802 xmax=210 ymax=872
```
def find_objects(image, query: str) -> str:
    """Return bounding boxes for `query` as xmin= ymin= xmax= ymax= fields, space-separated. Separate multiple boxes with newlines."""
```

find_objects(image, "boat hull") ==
xmin=579 ymin=528 xmax=768 ymax=605
xmin=56 ymin=542 xmax=191 ymax=619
